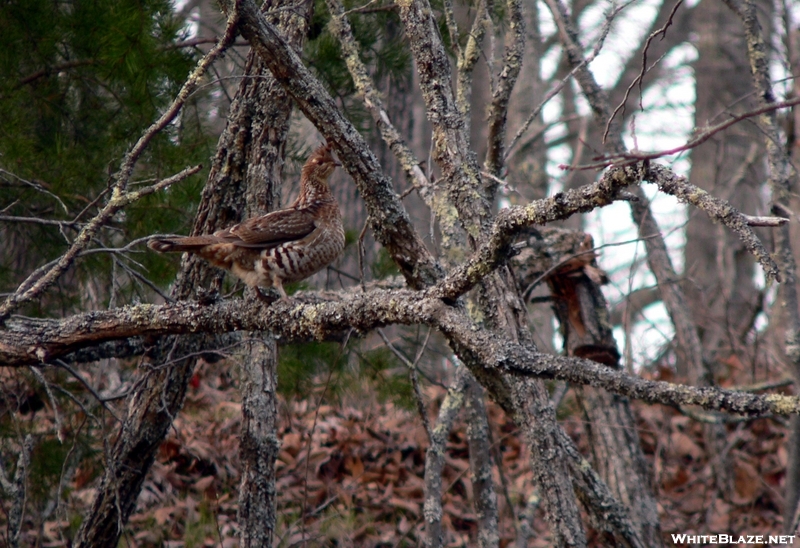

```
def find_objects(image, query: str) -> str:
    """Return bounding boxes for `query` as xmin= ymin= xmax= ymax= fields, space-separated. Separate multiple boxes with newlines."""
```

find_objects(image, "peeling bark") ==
xmin=515 ymin=227 xmax=662 ymax=546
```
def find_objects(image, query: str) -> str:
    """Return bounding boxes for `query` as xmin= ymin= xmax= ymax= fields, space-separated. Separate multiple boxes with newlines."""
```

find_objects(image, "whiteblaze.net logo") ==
xmin=671 ymin=534 xmax=796 ymax=545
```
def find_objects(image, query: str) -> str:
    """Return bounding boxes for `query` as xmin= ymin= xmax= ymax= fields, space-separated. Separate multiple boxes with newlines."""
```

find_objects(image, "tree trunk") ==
xmin=74 ymin=2 xmax=309 ymax=543
xmin=237 ymin=1 xmax=312 ymax=544
xmin=514 ymin=227 xmax=663 ymax=545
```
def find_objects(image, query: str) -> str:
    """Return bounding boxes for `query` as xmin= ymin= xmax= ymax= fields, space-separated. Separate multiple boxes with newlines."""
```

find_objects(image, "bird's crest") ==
xmin=302 ymin=143 xmax=340 ymax=179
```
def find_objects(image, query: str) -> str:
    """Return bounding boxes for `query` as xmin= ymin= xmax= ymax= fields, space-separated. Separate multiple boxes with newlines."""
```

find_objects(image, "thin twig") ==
xmin=0 ymin=168 xmax=69 ymax=213
xmin=603 ymin=0 xmax=685 ymax=143
xmin=0 ymin=20 xmax=221 ymax=323
xmin=377 ymin=329 xmax=432 ymax=440
xmin=300 ymin=329 xmax=353 ymax=543
xmin=54 ymin=360 xmax=123 ymax=421
xmin=28 ymin=366 xmax=63 ymax=442
xmin=504 ymin=0 xmax=621 ymax=161
xmin=566 ymin=96 xmax=800 ymax=170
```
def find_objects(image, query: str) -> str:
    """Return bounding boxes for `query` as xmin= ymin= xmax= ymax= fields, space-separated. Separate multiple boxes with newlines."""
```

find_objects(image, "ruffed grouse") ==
xmin=148 ymin=143 xmax=345 ymax=300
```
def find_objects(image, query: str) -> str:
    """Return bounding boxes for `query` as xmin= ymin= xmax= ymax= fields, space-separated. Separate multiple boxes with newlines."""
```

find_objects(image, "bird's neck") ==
xmin=297 ymin=175 xmax=334 ymax=206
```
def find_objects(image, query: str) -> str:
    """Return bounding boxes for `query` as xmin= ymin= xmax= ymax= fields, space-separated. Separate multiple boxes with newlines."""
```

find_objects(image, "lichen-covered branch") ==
xmin=484 ymin=0 xmax=524 ymax=183
xmin=423 ymin=367 xmax=468 ymax=548
xmin=432 ymin=163 xmax=640 ymax=300
xmin=557 ymin=429 xmax=646 ymax=548
xmin=4 ymin=292 xmax=800 ymax=417
xmin=732 ymin=0 xmax=800 ymax=530
xmin=325 ymin=0 xmax=432 ymax=200
xmin=645 ymin=163 xmax=780 ymax=282
xmin=396 ymin=0 xmax=491 ymax=242
xmin=0 ymin=435 xmax=33 ymax=548
xmin=455 ymin=0 xmax=491 ymax=131
xmin=0 ymin=14 xmax=234 ymax=323
xmin=220 ymin=0 xmax=442 ymax=289
xmin=465 ymin=376 xmax=500 ymax=548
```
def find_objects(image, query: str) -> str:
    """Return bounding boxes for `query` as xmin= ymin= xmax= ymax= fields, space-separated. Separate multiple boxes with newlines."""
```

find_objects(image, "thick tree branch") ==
xmin=645 ymin=163 xmax=780 ymax=281
xmin=432 ymin=164 xmax=638 ymax=300
xmin=3 ymin=293 xmax=800 ymax=417
xmin=397 ymin=0 xmax=491 ymax=242
xmin=220 ymin=0 xmax=442 ymax=289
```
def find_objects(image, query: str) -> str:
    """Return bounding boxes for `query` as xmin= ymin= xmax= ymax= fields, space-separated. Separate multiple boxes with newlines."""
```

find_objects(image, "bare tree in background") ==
xmin=2 ymin=0 xmax=800 ymax=545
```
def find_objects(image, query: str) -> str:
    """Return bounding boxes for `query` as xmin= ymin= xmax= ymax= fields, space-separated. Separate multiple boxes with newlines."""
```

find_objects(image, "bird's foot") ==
xmin=196 ymin=287 xmax=220 ymax=305
xmin=255 ymin=287 xmax=283 ymax=304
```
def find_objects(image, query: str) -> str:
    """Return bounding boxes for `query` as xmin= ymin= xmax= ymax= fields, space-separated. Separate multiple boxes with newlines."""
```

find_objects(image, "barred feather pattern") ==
xmin=148 ymin=144 xmax=345 ymax=299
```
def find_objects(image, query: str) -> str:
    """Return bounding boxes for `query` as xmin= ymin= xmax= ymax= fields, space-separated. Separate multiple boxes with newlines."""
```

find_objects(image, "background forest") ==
xmin=1 ymin=0 xmax=800 ymax=546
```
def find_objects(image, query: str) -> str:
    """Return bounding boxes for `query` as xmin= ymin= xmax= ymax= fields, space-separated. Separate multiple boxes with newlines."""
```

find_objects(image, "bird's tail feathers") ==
xmin=148 ymin=236 xmax=215 ymax=253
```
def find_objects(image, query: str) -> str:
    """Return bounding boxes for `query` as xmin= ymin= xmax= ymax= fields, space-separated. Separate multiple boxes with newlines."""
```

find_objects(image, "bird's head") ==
xmin=303 ymin=142 xmax=342 ymax=181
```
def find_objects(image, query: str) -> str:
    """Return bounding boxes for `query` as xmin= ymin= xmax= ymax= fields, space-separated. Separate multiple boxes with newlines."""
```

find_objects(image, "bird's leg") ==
xmin=271 ymin=275 xmax=289 ymax=302
xmin=255 ymin=274 xmax=289 ymax=304
xmin=196 ymin=287 xmax=220 ymax=305
xmin=254 ymin=287 xmax=277 ymax=303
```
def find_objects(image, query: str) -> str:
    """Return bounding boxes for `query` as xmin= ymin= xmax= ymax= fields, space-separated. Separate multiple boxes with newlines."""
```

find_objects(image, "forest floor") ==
xmin=3 ymin=351 xmax=790 ymax=547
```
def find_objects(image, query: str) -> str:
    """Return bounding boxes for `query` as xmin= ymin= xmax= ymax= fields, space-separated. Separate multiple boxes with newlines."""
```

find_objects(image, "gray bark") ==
xmin=729 ymin=0 xmax=800 ymax=530
xmin=465 ymin=376 xmax=500 ymax=548
xmin=514 ymin=227 xmax=662 ymax=546
xmin=423 ymin=367 xmax=469 ymax=548
xmin=72 ymin=3 xmax=306 ymax=543
xmin=236 ymin=1 xmax=312 ymax=545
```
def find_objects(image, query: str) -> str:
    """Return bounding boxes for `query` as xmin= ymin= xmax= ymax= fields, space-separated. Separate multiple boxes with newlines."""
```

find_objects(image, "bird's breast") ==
xmin=257 ymin=218 xmax=345 ymax=284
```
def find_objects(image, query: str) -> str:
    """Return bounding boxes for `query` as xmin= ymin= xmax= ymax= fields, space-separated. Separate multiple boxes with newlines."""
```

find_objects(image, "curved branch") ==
xmin=220 ymin=0 xmax=442 ymax=289
xmin=0 ymin=20 xmax=228 ymax=323
xmin=3 ymin=292 xmax=800 ymax=417
xmin=432 ymin=163 xmax=640 ymax=300
xmin=645 ymin=163 xmax=780 ymax=282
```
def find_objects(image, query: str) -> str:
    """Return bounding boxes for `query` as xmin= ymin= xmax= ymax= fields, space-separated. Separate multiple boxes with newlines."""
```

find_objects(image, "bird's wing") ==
xmin=214 ymin=208 xmax=317 ymax=248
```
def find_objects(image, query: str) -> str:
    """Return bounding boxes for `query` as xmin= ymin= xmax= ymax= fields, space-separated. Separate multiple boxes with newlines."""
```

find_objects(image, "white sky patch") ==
xmin=207 ymin=87 xmax=223 ymax=121
xmin=771 ymin=0 xmax=798 ymax=99
xmin=581 ymin=0 xmax=663 ymax=89
xmin=614 ymin=300 xmax=675 ymax=369
xmin=540 ymin=44 xmax=564 ymax=82
xmin=539 ymin=93 xmax=574 ymax=188
xmin=181 ymin=7 xmax=200 ymax=40
xmin=558 ymin=14 xmax=697 ymax=370
xmin=537 ymin=0 xmax=558 ymax=40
